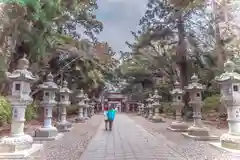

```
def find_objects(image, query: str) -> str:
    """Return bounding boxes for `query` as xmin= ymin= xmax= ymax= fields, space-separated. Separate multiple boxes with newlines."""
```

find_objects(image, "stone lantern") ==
xmin=56 ymin=80 xmax=72 ymax=132
xmin=168 ymin=81 xmax=189 ymax=132
xmin=90 ymin=100 xmax=95 ymax=117
xmin=75 ymin=89 xmax=85 ymax=122
xmin=84 ymin=93 xmax=90 ymax=120
xmin=137 ymin=102 xmax=141 ymax=116
xmin=148 ymin=96 xmax=154 ymax=120
xmin=213 ymin=59 xmax=240 ymax=149
xmin=0 ymin=56 xmax=42 ymax=158
xmin=34 ymin=73 xmax=62 ymax=141
xmin=144 ymin=94 xmax=151 ymax=118
xmin=88 ymin=100 xmax=93 ymax=118
xmin=152 ymin=90 xmax=165 ymax=122
xmin=141 ymin=103 xmax=145 ymax=116
xmin=182 ymin=74 xmax=217 ymax=140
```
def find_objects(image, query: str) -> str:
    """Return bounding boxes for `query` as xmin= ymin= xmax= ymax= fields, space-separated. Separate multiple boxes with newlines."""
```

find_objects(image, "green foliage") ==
xmin=203 ymin=94 xmax=220 ymax=112
xmin=162 ymin=102 xmax=175 ymax=115
xmin=25 ymin=102 xmax=37 ymax=121
xmin=0 ymin=96 xmax=11 ymax=126
xmin=0 ymin=96 xmax=37 ymax=126
xmin=67 ymin=105 xmax=79 ymax=115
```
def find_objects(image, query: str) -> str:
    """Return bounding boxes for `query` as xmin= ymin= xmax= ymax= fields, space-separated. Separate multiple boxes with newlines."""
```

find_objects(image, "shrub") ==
xmin=0 ymin=96 xmax=11 ymax=126
xmin=67 ymin=105 xmax=79 ymax=115
xmin=162 ymin=102 xmax=175 ymax=115
xmin=25 ymin=102 xmax=37 ymax=121
xmin=203 ymin=94 xmax=220 ymax=113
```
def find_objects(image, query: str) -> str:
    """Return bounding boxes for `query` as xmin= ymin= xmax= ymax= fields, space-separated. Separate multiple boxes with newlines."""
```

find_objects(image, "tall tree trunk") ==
xmin=176 ymin=11 xmax=188 ymax=89
xmin=176 ymin=11 xmax=190 ymax=120
xmin=212 ymin=0 xmax=226 ymax=70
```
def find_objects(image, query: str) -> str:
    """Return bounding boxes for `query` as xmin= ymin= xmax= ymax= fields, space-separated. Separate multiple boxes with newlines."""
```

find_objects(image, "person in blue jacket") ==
xmin=107 ymin=106 xmax=116 ymax=131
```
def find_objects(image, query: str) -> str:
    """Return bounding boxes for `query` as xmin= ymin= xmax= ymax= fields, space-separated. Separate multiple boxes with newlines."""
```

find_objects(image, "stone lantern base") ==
xmin=181 ymin=126 xmax=219 ymax=141
xmin=151 ymin=115 xmax=165 ymax=123
xmin=210 ymin=133 xmax=240 ymax=152
xmin=144 ymin=113 xmax=148 ymax=118
xmin=0 ymin=134 xmax=43 ymax=159
xmin=167 ymin=121 xmax=189 ymax=132
xmin=33 ymin=127 xmax=63 ymax=141
xmin=56 ymin=121 xmax=72 ymax=132
xmin=75 ymin=117 xmax=85 ymax=123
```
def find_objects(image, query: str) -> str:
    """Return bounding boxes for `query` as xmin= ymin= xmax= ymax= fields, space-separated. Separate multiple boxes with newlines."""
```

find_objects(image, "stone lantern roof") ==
xmin=59 ymin=80 xmax=72 ymax=94
xmin=38 ymin=73 xmax=58 ymax=90
xmin=146 ymin=94 xmax=153 ymax=103
xmin=215 ymin=59 xmax=240 ymax=83
xmin=6 ymin=56 xmax=37 ymax=82
xmin=185 ymin=73 xmax=205 ymax=91
xmin=152 ymin=89 xmax=162 ymax=100
xmin=171 ymin=81 xmax=185 ymax=95
xmin=76 ymin=89 xmax=84 ymax=99
xmin=84 ymin=93 xmax=90 ymax=102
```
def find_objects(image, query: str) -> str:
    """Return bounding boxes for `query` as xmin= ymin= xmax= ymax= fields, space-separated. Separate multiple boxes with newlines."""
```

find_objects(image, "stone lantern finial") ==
xmin=174 ymin=80 xmax=180 ymax=88
xmin=63 ymin=80 xmax=68 ymax=88
xmin=191 ymin=73 xmax=198 ymax=83
xmin=46 ymin=72 xmax=54 ymax=81
xmin=17 ymin=54 xmax=29 ymax=69
xmin=224 ymin=59 xmax=235 ymax=72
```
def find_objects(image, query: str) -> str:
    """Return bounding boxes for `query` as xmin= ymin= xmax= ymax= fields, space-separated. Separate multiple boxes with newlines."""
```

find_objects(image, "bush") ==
xmin=0 ymin=96 xmax=11 ymax=126
xmin=67 ymin=105 xmax=79 ymax=115
xmin=162 ymin=102 xmax=175 ymax=115
xmin=25 ymin=102 xmax=37 ymax=121
xmin=203 ymin=94 xmax=220 ymax=113
xmin=0 ymin=96 xmax=38 ymax=126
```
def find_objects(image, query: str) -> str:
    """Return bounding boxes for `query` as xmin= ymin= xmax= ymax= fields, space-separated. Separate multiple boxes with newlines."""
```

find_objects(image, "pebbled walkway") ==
xmin=80 ymin=114 xmax=186 ymax=160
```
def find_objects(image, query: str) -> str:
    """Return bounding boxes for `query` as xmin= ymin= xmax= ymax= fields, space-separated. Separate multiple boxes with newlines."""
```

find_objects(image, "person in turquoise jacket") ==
xmin=107 ymin=106 xmax=116 ymax=131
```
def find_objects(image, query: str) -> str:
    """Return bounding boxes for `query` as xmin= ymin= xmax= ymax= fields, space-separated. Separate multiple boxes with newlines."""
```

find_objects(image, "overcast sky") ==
xmin=96 ymin=0 xmax=148 ymax=53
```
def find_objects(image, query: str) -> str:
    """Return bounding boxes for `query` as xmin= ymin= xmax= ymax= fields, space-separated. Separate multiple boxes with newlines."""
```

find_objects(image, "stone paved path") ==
xmin=80 ymin=114 xmax=186 ymax=160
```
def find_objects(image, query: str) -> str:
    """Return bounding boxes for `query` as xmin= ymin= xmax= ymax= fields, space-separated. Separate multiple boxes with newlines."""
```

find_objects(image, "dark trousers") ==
xmin=105 ymin=120 xmax=113 ymax=130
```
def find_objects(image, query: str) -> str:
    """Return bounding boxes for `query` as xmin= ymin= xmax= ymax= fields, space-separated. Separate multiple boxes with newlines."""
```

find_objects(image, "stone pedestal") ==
xmin=84 ymin=107 xmax=89 ymax=120
xmin=56 ymin=106 xmax=72 ymax=132
xmin=0 ymin=56 xmax=42 ymax=159
xmin=182 ymin=102 xmax=218 ymax=140
xmin=34 ymin=104 xmax=62 ymax=141
xmin=137 ymin=103 xmax=141 ymax=116
xmin=91 ymin=106 xmax=95 ymax=116
xmin=148 ymin=107 xmax=153 ymax=120
xmin=0 ymin=102 xmax=43 ymax=158
xmin=144 ymin=108 xmax=149 ymax=118
xmin=76 ymin=107 xmax=85 ymax=122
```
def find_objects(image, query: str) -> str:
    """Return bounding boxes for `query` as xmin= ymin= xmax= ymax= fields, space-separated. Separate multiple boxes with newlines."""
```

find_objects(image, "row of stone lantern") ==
xmin=139 ymin=90 xmax=165 ymax=123
xmin=168 ymin=74 xmax=217 ymax=141
xmin=138 ymin=74 xmax=216 ymax=140
xmin=0 ymin=56 xmax=96 ymax=159
xmin=138 ymin=59 xmax=240 ymax=151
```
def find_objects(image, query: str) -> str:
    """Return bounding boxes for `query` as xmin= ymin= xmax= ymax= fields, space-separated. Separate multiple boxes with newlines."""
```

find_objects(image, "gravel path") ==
xmin=129 ymin=114 xmax=240 ymax=160
xmin=30 ymin=114 xmax=103 ymax=160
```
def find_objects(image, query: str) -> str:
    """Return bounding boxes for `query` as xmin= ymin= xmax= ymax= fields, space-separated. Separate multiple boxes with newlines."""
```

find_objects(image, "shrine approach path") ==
xmin=79 ymin=114 xmax=186 ymax=160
